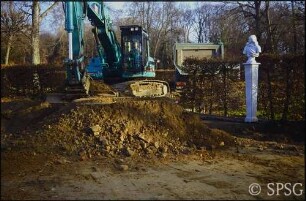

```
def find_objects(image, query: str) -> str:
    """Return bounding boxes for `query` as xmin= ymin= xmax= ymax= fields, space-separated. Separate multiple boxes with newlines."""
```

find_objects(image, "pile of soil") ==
xmin=89 ymin=80 xmax=116 ymax=96
xmin=1 ymin=98 xmax=235 ymax=160
xmin=1 ymin=97 xmax=56 ymax=134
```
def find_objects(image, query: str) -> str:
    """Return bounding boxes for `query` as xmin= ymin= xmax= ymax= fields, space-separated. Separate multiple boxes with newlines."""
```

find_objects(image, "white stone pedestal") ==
xmin=244 ymin=63 xmax=260 ymax=122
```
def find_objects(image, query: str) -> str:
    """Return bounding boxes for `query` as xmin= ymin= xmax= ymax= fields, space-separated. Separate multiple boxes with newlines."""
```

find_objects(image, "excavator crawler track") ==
xmin=112 ymin=80 xmax=170 ymax=97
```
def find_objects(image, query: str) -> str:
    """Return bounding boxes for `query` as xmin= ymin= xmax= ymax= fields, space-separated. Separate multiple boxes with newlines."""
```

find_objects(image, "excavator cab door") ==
xmin=120 ymin=25 xmax=151 ymax=78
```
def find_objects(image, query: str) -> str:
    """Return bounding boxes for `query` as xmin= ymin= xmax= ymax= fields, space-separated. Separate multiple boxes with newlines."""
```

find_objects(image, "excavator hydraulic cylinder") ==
xmin=65 ymin=2 xmax=74 ymax=60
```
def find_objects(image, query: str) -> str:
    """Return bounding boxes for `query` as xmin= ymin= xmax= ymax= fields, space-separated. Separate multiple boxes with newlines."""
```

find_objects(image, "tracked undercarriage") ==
xmin=46 ymin=79 xmax=170 ymax=104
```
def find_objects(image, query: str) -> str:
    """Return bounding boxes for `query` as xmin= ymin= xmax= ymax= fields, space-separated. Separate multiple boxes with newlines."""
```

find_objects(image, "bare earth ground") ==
xmin=1 ymin=96 xmax=305 ymax=200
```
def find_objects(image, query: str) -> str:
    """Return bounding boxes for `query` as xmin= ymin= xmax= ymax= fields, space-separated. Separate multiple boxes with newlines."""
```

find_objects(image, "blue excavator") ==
xmin=63 ymin=1 xmax=169 ymax=98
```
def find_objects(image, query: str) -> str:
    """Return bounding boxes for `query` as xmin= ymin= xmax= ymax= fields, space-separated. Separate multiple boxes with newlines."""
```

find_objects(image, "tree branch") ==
xmin=40 ymin=2 xmax=59 ymax=19
xmin=20 ymin=8 xmax=32 ymax=16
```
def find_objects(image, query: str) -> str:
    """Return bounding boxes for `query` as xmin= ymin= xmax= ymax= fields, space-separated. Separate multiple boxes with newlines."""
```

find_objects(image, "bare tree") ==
xmin=193 ymin=2 xmax=210 ymax=43
xmin=31 ymin=1 xmax=59 ymax=65
xmin=152 ymin=2 xmax=179 ymax=58
xmin=192 ymin=3 xmax=224 ymax=43
xmin=236 ymin=1 xmax=263 ymax=41
xmin=1 ymin=1 xmax=30 ymax=64
xmin=178 ymin=6 xmax=194 ymax=43
xmin=123 ymin=2 xmax=182 ymax=63
xmin=263 ymin=1 xmax=276 ymax=53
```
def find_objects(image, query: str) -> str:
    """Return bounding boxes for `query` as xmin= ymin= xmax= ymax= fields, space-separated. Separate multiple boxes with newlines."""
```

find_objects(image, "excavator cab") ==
xmin=120 ymin=25 xmax=155 ymax=78
xmin=88 ymin=25 xmax=156 ymax=80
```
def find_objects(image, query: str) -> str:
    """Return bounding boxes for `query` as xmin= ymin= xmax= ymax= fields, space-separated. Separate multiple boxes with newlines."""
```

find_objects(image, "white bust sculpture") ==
xmin=243 ymin=35 xmax=261 ymax=64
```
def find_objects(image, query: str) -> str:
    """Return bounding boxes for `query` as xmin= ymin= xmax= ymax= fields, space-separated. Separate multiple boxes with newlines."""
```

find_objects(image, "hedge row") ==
xmin=1 ymin=64 xmax=175 ymax=97
xmin=180 ymin=54 xmax=305 ymax=121
xmin=1 ymin=64 xmax=65 ymax=97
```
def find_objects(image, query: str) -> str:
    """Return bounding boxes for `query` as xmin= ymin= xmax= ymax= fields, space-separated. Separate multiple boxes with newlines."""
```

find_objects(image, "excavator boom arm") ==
xmin=63 ymin=1 xmax=121 ymax=94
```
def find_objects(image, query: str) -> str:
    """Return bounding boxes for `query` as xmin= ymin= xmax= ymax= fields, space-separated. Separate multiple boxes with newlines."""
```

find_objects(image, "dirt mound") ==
xmin=12 ymin=99 xmax=232 ymax=159
xmin=1 ymin=97 xmax=56 ymax=133
xmin=89 ymin=80 xmax=117 ymax=96
xmin=1 ymin=97 xmax=235 ymax=160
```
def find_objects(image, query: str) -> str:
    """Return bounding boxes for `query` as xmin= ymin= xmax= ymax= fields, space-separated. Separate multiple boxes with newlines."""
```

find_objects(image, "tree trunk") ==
xmin=5 ymin=35 xmax=13 ymax=65
xmin=209 ymin=79 xmax=213 ymax=115
xmin=141 ymin=2 xmax=145 ymax=28
xmin=32 ymin=0 xmax=40 ymax=65
xmin=281 ymin=63 xmax=292 ymax=121
xmin=192 ymin=70 xmax=197 ymax=112
xmin=266 ymin=67 xmax=275 ymax=120
xmin=291 ymin=1 xmax=297 ymax=53
xmin=254 ymin=0 xmax=262 ymax=41
xmin=153 ymin=23 xmax=165 ymax=58
xmin=186 ymin=27 xmax=190 ymax=43
xmin=222 ymin=65 xmax=228 ymax=116
xmin=265 ymin=1 xmax=275 ymax=53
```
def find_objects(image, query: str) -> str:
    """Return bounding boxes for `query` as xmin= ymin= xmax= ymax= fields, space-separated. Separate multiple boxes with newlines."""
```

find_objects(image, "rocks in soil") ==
xmin=29 ymin=99 xmax=235 ymax=160
xmin=91 ymin=167 xmax=99 ymax=172
xmin=116 ymin=164 xmax=129 ymax=171
xmin=274 ymin=144 xmax=284 ymax=150
xmin=180 ymin=147 xmax=191 ymax=154
xmin=121 ymin=147 xmax=134 ymax=157
xmin=257 ymin=145 xmax=264 ymax=151
xmin=90 ymin=125 xmax=101 ymax=137
xmin=114 ymin=158 xmax=125 ymax=164
xmin=137 ymin=133 xmax=152 ymax=143
xmin=285 ymin=145 xmax=299 ymax=152
xmin=153 ymin=141 xmax=160 ymax=149
xmin=99 ymin=136 xmax=108 ymax=145
xmin=161 ymin=153 xmax=168 ymax=158
xmin=54 ymin=157 xmax=70 ymax=165
xmin=158 ymin=146 xmax=168 ymax=153
xmin=90 ymin=172 xmax=100 ymax=182
xmin=79 ymin=150 xmax=88 ymax=161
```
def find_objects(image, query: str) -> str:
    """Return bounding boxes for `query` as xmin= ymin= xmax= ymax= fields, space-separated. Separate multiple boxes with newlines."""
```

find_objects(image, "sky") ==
xmin=106 ymin=1 xmax=125 ymax=10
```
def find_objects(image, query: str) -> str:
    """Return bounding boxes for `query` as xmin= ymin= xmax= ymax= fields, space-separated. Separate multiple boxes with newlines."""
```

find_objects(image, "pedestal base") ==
xmin=244 ymin=116 xmax=258 ymax=123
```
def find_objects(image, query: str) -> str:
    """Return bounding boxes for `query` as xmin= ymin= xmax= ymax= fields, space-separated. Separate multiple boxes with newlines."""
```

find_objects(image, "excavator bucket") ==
xmin=46 ymin=74 xmax=91 ymax=104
